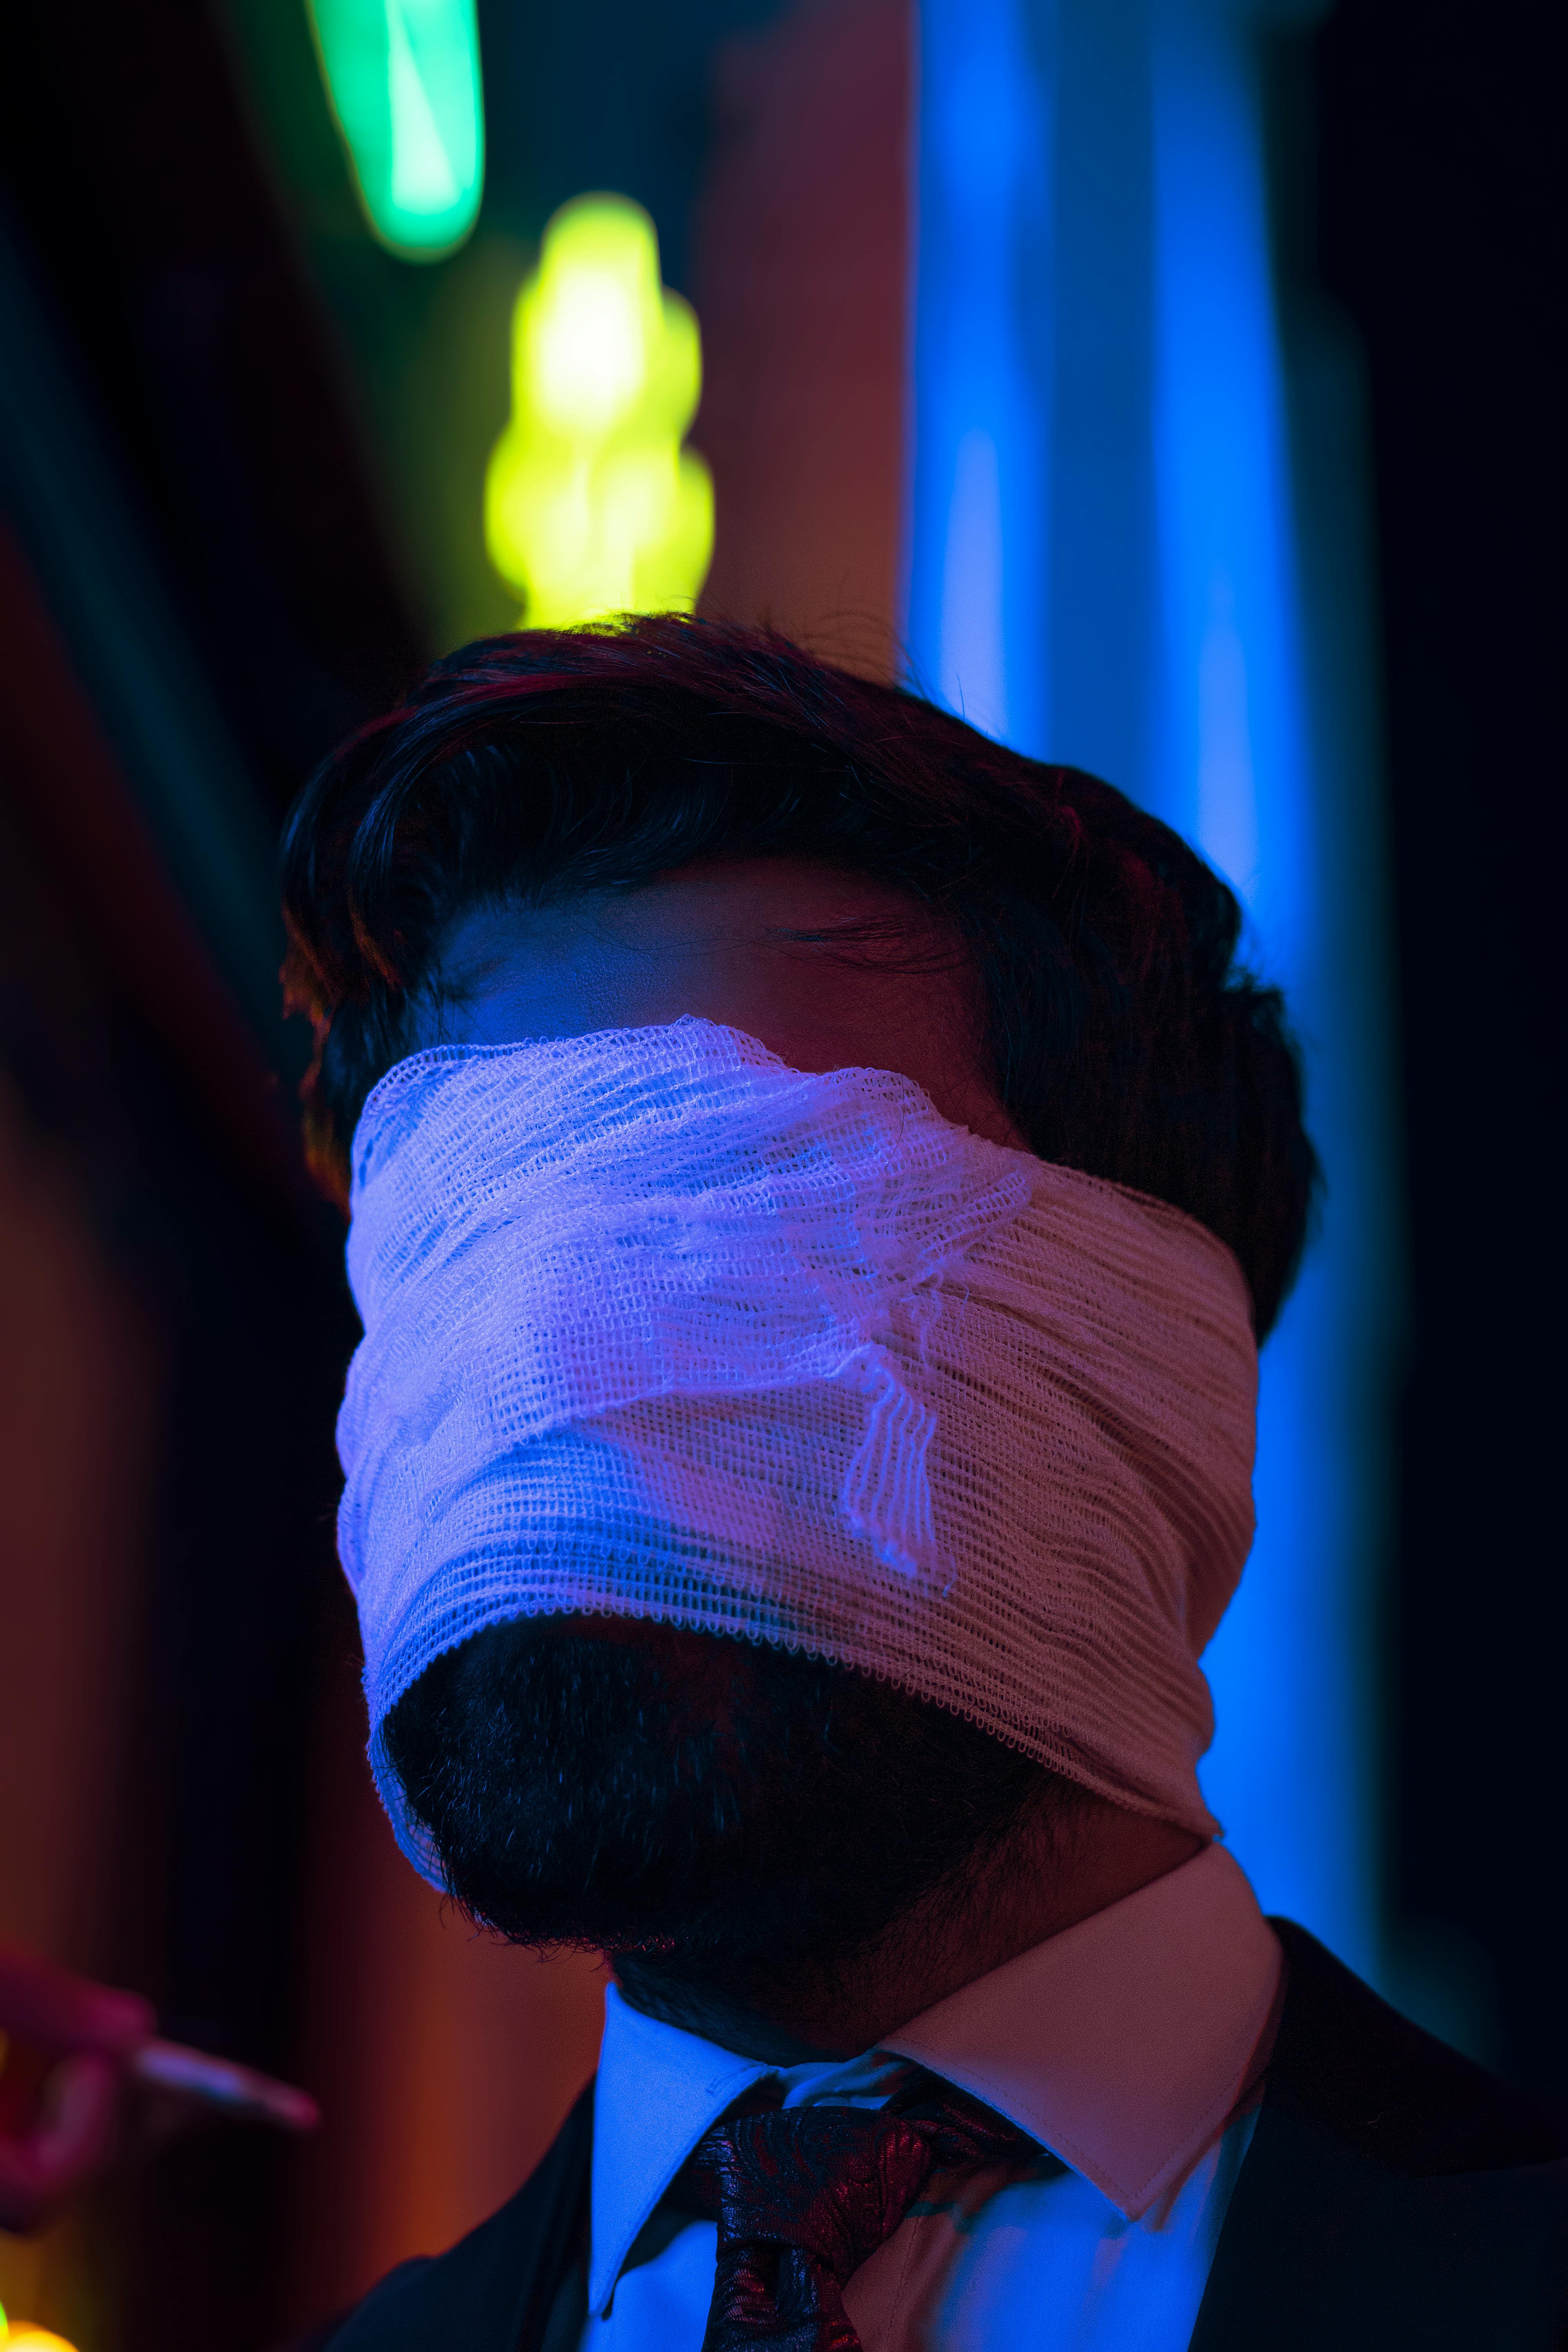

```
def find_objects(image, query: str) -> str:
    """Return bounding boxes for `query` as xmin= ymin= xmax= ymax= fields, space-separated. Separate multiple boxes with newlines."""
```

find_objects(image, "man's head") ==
xmin=284 ymin=618 xmax=1316 ymax=2040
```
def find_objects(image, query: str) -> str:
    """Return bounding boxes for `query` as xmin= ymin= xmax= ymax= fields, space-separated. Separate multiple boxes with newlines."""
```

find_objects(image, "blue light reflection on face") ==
xmin=907 ymin=0 xmax=1392 ymax=1978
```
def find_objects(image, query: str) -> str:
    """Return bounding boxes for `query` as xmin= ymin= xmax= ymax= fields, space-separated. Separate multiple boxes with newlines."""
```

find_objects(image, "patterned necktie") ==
xmin=689 ymin=2089 xmax=1037 ymax=2352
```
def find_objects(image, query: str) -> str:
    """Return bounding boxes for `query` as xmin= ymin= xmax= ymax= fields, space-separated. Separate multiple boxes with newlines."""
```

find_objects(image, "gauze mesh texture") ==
xmin=338 ymin=1018 xmax=1259 ymax=1878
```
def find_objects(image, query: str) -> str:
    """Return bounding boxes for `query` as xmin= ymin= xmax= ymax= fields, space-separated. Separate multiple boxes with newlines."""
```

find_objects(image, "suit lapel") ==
xmin=1189 ymin=1925 xmax=1568 ymax=2351
xmin=328 ymin=2082 xmax=593 ymax=2352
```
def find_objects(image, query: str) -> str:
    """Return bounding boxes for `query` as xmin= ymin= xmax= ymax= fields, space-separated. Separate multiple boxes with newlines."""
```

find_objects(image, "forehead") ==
xmin=424 ymin=857 xmax=1024 ymax=1147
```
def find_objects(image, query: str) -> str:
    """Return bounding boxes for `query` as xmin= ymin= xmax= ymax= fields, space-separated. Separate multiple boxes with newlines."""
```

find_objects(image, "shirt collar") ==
xmin=588 ymin=1995 xmax=765 ymax=2314
xmin=588 ymin=1842 xmax=1281 ymax=2315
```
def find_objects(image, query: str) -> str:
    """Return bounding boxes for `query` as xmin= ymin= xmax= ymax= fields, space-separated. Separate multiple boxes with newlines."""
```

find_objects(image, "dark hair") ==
xmin=281 ymin=615 xmax=1317 ymax=1335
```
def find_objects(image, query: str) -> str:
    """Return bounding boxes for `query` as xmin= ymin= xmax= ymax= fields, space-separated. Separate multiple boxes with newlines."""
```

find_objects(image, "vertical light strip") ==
xmin=1148 ymin=1 xmax=1386 ymax=1978
xmin=909 ymin=0 xmax=1395 ymax=1975
xmin=906 ymin=0 xmax=1052 ymax=753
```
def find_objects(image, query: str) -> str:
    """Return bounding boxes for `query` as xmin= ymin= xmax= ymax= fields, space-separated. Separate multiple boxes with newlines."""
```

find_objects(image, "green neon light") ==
xmin=485 ymin=196 xmax=714 ymax=626
xmin=306 ymin=0 xmax=483 ymax=260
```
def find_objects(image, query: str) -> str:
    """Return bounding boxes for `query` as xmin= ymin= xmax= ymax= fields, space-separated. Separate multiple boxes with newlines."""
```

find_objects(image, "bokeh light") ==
xmin=306 ymin=0 xmax=484 ymax=260
xmin=0 ymin=2310 xmax=81 ymax=2352
xmin=484 ymin=196 xmax=714 ymax=627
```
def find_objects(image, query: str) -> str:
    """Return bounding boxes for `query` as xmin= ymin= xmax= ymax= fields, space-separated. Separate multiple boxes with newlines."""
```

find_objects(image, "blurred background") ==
xmin=0 ymin=0 xmax=1560 ymax=2342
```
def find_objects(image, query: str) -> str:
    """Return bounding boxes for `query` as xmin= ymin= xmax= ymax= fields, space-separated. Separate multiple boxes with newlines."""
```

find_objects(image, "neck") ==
xmin=613 ymin=1797 xmax=1205 ymax=2064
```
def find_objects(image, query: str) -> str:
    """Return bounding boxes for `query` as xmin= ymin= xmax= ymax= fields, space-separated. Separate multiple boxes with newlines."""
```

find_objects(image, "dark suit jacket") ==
xmin=314 ymin=1923 xmax=1568 ymax=2351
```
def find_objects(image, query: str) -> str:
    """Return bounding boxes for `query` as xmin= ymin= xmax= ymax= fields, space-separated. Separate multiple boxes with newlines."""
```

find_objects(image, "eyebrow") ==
xmin=763 ymin=917 xmax=969 ymax=976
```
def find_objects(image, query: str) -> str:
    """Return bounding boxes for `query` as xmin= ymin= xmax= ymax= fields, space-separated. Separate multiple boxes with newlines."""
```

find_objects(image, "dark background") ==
xmin=0 ymin=1 xmax=1561 ymax=2341
xmin=1315 ymin=0 xmax=1565 ymax=2093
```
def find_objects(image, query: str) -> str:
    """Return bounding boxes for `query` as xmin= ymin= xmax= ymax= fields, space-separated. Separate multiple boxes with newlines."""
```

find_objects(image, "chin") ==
xmin=381 ymin=1614 xmax=1059 ymax=1984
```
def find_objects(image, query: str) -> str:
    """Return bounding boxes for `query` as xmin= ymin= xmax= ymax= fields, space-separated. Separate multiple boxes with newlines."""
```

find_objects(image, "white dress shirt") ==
xmin=577 ymin=1844 xmax=1282 ymax=2351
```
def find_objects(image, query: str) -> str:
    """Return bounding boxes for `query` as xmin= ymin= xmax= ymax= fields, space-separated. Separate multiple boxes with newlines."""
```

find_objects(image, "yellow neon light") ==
xmin=307 ymin=0 xmax=484 ymax=261
xmin=484 ymin=196 xmax=714 ymax=627
xmin=0 ymin=2316 xmax=80 ymax=2352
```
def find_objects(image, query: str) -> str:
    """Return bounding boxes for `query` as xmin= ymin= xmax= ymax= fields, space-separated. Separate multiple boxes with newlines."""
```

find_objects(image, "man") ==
xmin=282 ymin=618 xmax=1567 ymax=2351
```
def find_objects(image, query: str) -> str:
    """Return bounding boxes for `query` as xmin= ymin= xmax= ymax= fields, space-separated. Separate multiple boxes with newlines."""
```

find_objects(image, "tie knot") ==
xmin=690 ymin=2091 xmax=1036 ymax=2350
xmin=695 ymin=2103 xmax=940 ymax=2276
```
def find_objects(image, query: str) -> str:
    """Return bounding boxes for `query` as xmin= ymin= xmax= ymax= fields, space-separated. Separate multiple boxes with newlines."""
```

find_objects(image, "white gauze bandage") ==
xmin=338 ymin=1017 xmax=1258 ymax=1877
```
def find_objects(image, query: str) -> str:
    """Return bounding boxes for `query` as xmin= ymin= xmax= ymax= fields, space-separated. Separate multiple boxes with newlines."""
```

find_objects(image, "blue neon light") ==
xmin=908 ymin=0 xmax=1396 ymax=1978
xmin=906 ymin=0 xmax=1051 ymax=753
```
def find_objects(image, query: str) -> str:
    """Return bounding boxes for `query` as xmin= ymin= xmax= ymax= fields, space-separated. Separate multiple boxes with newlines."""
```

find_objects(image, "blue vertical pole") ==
xmin=1147 ymin=0 xmax=1392 ymax=1980
xmin=907 ymin=0 xmax=1397 ymax=1978
xmin=906 ymin=0 xmax=1053 ymax=754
